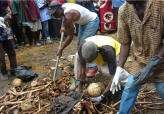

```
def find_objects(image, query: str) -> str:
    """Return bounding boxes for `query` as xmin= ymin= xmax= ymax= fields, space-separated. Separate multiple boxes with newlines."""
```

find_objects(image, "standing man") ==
xmin=10 ymin=0 xmax=32 ymax=46
xmin=21 ymin=0 xmax=42 ymax=46
xmin=69 ymin=36 xmax=129 ymax=104
xmin=35 ymin=0 xmax=55 ymax=43
xmin=0 ymin=1 xmax=17 ymax=80
xmin=47 ymin=1 xmax=99 ymax=76
xmin=110 ymin=0 xmax=164 ymax=113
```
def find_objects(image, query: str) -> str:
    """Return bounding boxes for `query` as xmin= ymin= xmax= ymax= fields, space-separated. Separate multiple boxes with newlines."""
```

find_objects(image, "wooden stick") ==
xmin=138 ymin=105 xmax=164 ymax=110
xmin=145 ymin=102 xmax=163 ymax=106
xmin=139 ymin=85 xmax=147 ymax=92
xmin=111 ymin=100 xmax=121 ymax=108
xmin=8 ymin=81 xmax=52 ymax=96
xmin=132 ymin=108 xmax=146 ymax=114
xmin=0 ymin=94 xmax=6 ymax=100
xmin=0 ymin=101 xmax=23 ymax=106
xmin=5 ymin=105 xmax=18 ymax=113
xmin=0 ymin=106 xmax=5 ymax=112
xmin=34 ymin=103 xmax=50 ymax=114
xmin=38 ymin=96 xmax=40 ymax=110
xmin=135 ymin=102 xmax=152 ymax=104
xmin=100 ymin=103 xmax=118 ymax=112
xmin=139 ymin=91 xmax=156 ymax=95
xmin=94 ymin=105 xmax=102 ymax=114
xmin=48 ymin=86 xmax=57 ymax=96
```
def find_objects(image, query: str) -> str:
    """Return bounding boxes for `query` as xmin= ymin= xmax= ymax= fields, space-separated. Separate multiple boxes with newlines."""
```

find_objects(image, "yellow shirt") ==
xmin=85 ymin=35 xmax=121 ymax=66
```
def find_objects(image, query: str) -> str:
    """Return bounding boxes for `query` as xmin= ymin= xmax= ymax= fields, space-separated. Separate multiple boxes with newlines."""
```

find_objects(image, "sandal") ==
xmin=1 ymin=74 xmax=8 ymax=80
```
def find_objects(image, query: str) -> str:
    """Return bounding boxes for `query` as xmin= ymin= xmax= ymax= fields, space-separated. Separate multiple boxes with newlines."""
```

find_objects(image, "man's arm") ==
xmin=40 ymin=0 xmax=50 ymax=9
xmin=22 ymin=0 xmax=36 ymax=22
xmin=158 ymin=45 xmax=164 ymax=57
xmin=77 ymin=63 xmax=86 ymax=81
xmin=57 ymin=13 xmax=74 ymax=57
xmin=100 ymin=46 xmax=117 ymax=96
xmin=118 ymin=44 xmax=131 ymax=67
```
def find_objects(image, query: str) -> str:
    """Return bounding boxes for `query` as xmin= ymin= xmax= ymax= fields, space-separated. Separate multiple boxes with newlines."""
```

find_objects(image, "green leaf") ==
xmin=70 ymin=77 xmax=75 ymax=84
xmin=127 ymin=56 xmax=131 ymax=60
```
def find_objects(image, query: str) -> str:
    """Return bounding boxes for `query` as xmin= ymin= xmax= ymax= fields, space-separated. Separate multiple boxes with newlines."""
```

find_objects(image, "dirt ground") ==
xmin=1 ymin=32 xmax=164 ymax=114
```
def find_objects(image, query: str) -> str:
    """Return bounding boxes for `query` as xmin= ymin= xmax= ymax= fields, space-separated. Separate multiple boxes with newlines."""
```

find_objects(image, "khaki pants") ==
xmin=74 ymin=52 xmax=129 ymax=87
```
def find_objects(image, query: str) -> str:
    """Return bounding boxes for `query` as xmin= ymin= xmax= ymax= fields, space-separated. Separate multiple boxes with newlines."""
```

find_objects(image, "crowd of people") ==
xmin=1 ymin=0 xmax=164 ymax=114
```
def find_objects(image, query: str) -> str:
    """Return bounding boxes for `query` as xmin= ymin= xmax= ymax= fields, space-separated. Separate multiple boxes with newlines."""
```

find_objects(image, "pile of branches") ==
xmin=0 ymin=64 xmax=75 ymax=114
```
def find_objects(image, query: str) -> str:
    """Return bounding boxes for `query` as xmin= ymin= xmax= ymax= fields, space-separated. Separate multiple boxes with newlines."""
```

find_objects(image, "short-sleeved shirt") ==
xmin=35 ymin=0 xmax=51 ymax=22
xmin=21 ymin=0 xmax=41 ymax=22
xmin=10 ymin=0 xmax=27 ymax=22
xmin=78 ymin=36 xmax=121 ymax=75
xmin=117 ymin=0 xmax=164 ymax=82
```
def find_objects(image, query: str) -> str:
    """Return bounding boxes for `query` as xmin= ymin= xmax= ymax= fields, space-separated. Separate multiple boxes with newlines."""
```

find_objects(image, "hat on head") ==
xmin=47 ymin=1 xmax=62 ymax=15
xmin=81 ymin=41 xmax=98 ymax=60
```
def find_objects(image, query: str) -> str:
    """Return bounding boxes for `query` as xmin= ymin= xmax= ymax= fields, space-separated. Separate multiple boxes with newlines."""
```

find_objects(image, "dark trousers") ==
xmin=114 ymin=7 xmax=119 ymax=28
xmin=10 ymin=18 xmax=24 ymax=44
xmin=0 ymin=40 xmax=17 ymax=75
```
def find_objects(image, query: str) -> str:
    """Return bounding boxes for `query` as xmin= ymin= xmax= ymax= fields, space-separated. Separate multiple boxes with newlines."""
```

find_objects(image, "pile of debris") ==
xmin=0 ymin=63 xmax=164 ymax=114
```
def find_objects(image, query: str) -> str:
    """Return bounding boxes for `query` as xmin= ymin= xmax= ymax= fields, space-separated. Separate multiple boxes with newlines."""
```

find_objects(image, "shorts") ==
xmin=29 ymin=19 xmax=42 ymax=32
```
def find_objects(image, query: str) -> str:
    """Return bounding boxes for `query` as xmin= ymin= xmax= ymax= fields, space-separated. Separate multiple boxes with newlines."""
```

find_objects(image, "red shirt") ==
xmin=21 ymin=0 xmax=41 ymax=22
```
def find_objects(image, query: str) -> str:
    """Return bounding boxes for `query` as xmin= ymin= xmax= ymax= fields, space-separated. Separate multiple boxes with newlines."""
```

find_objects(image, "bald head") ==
xmin=81 ymin=41 xmax=98 ymax=62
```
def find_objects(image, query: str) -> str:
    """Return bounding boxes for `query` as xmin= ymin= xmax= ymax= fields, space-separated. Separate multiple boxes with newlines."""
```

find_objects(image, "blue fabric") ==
xmin=119 ymin=74 xmax=164 ymax=114
xmin=22 ymin=22 xmax=30 ymax=26
xmin=35 ymin=0 xmax=51 ymax=22
xmin=77 ymin=16 xmax=99 ymax=68
xmin=76 ymin=0 xmax=95 ymax=12
xmin=41 ymin=20 xmax=50 ymax=39
xmin=0 ymin=27 xmax=8 ymax=41
xmin=112 ymin=0 xmax=126 ymax=8
xmin=88 ymin=62 xmax=97 ymax=67
xmin=77 ymin=16 xmax=99 ymax=46
xmin=41 ymin=20 xmax=55 ymax=39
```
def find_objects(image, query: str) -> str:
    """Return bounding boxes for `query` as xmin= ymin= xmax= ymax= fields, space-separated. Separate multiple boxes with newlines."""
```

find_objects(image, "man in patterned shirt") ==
xmin=109 ymin=0 xmax=164 ymax=113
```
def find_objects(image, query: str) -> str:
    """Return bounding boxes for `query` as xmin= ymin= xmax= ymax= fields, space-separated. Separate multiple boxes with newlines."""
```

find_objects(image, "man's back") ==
xmin=63 ymin=3 xmax=97 ymax=25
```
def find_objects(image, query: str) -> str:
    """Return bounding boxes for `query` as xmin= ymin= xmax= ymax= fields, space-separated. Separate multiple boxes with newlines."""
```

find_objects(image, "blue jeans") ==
xmin=119 ymin=74 xmax=164 ymax=114
xmin=77 ymin=16 xmax=99 ymax=68
xmin=77 ymin=16 xmax=99 ymax=46
xmin=41 ymin=20 xmax=55 ymax=39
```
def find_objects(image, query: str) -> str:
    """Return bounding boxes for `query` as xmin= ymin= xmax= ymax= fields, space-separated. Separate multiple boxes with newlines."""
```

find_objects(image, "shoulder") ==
xmin=118 ymin=2 xmax=130 ymax=18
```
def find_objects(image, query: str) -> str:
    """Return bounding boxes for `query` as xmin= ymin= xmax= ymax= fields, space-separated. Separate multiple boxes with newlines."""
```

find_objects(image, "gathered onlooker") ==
xmin=50 ymin=0 xmax=67 ymax=41
xmin=10 ymin=0 xmax=33 ymax=46
xmin=21 ymin=0 xmax=42 ymax=46
xmin=112 ymin=0 xmax=126 ymax=28
xmin=7 ymin=0 xmax=25 ymax=46
xmin=0 ymin=0 xmax=17 ymax=80
xmin=35 ymin=0 xmax=55 ymax=43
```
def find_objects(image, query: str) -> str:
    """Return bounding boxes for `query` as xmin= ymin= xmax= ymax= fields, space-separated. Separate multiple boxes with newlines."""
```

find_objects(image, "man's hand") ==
xmin=60 ymin=27 xmax=66 ymax=34
xmin=18 ymin=19 xmax=22 ymax=26
xmin=90 ymin=95 xmax=103 ymax=105
xmin=31 ymin=16 xmax=36 ymax=23
xmin=110 ymin=67 xmax=125 ymax=94
xmin=134 ymin=55 xmax=164 ymax=86
xmin=57 ymin=49 xmax=63 ymax=58
xmin=96 ymin=5 xmax=99 ymax=9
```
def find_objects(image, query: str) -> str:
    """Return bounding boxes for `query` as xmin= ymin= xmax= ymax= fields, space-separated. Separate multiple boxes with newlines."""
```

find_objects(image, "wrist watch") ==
xmin=101 ymin=94 xmax=105 ymax=99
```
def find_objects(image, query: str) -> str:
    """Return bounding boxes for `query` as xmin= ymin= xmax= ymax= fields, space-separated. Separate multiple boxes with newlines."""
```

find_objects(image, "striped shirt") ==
xmin=117 ymin=0 xmax=164 ymax=82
